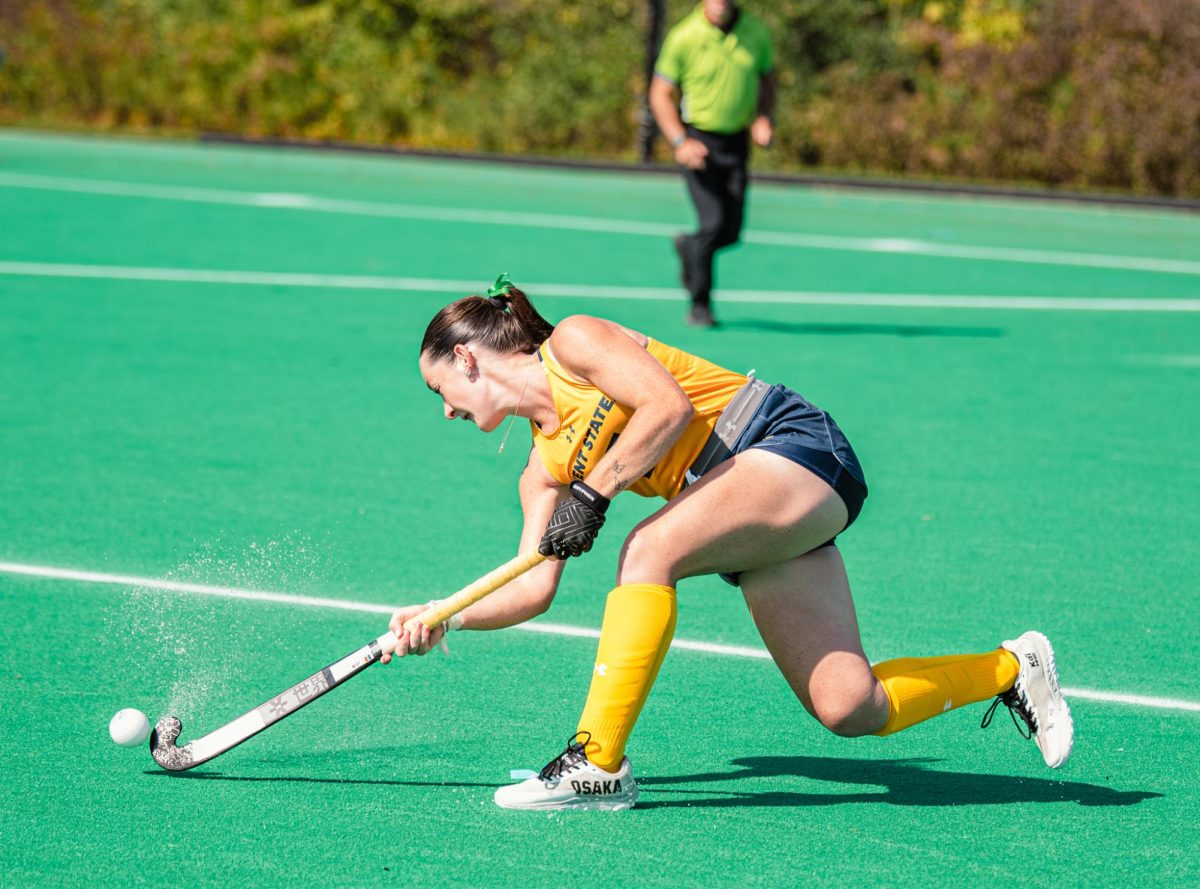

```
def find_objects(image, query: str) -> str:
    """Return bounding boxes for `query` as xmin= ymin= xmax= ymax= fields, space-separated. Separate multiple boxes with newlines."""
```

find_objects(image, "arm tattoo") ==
xmin=612 ymin=460 xmax=629 ymax=491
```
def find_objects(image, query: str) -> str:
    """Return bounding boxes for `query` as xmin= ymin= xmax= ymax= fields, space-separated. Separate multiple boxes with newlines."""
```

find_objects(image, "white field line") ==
xmin=3 ymin=260 xmax=1200 ymax=313
xmin=0 ymin=130 xmax=1189 ymax=223
xmin=2 ymin=559 xmax=1197 ymax=714
xmin=2 ymin=171 xmax=1199 ymax=276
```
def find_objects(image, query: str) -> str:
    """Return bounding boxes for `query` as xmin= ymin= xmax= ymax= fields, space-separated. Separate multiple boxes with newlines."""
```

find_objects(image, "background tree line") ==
xmin=1 ymin=0 xmax=1197 ymax=197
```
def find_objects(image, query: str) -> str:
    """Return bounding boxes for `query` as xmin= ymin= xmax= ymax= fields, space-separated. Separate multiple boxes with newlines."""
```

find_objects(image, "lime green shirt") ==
xmin=655 ymin=5 xmax=774 ymax=135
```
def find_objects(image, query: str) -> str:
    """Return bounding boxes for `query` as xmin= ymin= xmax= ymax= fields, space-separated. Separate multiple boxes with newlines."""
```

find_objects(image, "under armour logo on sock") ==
xmin=594 ymin=663 xmax=608 ymax=677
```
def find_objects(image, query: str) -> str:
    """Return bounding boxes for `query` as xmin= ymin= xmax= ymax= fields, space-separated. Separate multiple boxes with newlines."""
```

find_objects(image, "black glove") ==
xmin=539 ymin=481 xmax=610 ymax=559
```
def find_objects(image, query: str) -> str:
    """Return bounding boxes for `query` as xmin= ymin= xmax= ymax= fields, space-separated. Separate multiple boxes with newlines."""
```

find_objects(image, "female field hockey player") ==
xmin=381 ymin=275 xmax=1074 ymax=812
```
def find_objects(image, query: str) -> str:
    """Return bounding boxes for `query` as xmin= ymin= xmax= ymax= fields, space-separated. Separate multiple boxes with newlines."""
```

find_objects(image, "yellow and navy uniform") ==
xmin=543 ymin=335 xmax=1023 ymax=776
xmin=530 ymin=338 xmax=746 ymax=500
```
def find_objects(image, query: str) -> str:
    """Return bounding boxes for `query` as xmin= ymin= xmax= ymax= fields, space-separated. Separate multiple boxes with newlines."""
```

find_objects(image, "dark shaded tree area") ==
xmin=1 ymin=0 xmax=1196 ymax=196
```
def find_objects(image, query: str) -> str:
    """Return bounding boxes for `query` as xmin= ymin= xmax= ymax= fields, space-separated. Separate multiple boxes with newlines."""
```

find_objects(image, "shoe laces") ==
xmin=981 ymin=681 xmax=1037 ymax=739
xmin=537 ymin=732 xmax=593 ymax=782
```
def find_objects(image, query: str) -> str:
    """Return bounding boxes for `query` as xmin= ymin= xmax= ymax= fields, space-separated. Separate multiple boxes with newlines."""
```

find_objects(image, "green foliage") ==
xmin=792 ymin=0 xmax=1200 ymax=196
xmin=0 ymin=0 xmax=1197 ymax=196
xmin=0 ymin=0 xmax=643 ymax=152
xmin=884 ymin=0 xmax=1034 ymax=46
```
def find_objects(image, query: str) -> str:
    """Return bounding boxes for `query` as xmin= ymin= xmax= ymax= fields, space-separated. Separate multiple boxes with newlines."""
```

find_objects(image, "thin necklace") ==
xmin=497 ymin=371 xmax=532 ymax=455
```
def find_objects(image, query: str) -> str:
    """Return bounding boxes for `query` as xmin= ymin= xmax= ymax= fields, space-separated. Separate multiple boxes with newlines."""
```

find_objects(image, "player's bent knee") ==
xmin=812 ymin=688 xmax=882 ymax=738
xmin=817 ymin=707 xmax=874 ymax=738
xmin=616 ymin=524 xmax=677 ymax=586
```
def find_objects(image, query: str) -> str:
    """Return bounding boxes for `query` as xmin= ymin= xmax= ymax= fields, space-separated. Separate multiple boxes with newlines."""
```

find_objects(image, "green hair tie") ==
xmin=487 ymin=273 xmax=514 ymax=299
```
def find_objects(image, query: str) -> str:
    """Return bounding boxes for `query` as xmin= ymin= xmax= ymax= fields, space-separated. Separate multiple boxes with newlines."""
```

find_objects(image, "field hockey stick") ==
xmin=150 ymin=550 xmax=547 ymax=771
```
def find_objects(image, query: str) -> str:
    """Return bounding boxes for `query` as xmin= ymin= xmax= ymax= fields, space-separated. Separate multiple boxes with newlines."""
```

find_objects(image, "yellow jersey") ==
xmin=530 ymin=337 xmax=747 ymax=500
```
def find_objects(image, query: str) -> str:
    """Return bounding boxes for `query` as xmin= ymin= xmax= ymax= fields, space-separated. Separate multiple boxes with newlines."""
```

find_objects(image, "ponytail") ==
xmin=420 ymin=275 xmax=555 ymax=362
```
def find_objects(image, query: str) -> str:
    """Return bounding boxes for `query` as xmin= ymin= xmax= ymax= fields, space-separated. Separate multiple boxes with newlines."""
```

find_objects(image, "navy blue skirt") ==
xmin=693 ymin=384 xmax=868 ymax=586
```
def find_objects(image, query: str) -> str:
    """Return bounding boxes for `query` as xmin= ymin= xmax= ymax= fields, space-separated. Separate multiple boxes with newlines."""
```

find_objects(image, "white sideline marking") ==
xmin=2 ymin=560 xmax=1198 ymax=714
xmin=0 ymin=561 xmax=395 ymax=616
xmin=1127 ymin=354 xmax=1200 ymax=368
xmin=2 ymin=171 xmax=1199 ymax=276
xmin=3 ymin=260 xmax=1200 ymax=313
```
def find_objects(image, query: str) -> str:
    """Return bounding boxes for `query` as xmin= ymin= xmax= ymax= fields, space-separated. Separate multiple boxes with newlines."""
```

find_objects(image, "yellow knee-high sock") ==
xmin=576 ymin=583 xmax=677 ymax=772
xmin=873 ymin=649 xmax=1020 ymax=736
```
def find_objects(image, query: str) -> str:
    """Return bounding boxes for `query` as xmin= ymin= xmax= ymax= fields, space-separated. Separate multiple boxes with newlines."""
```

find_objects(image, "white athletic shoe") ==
xmin=494 ymin=735 xmax=638 ymax=811
xmin=983 ymin=630 xmax=1074 ymax=768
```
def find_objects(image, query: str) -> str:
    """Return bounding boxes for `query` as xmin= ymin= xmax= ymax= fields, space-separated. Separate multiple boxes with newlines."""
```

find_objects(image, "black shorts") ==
xmin=693 ymin=384 xmax=869 ymax=586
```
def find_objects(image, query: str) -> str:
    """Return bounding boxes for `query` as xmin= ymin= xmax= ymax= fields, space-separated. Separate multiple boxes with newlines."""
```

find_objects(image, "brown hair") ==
xmin=420 ymin=283 xmax=555 ymax=362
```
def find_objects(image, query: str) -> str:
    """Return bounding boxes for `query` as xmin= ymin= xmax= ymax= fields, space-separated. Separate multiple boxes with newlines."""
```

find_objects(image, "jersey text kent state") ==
xmin=570 ymin=395 xmax=616 ymax=481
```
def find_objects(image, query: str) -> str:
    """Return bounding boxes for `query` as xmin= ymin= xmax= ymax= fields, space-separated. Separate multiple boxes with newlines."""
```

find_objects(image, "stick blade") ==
xmin=150 ymin=716 xmax=196 ymax=771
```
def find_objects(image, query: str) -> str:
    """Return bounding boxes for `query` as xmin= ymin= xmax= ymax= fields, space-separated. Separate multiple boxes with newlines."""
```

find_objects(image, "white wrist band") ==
xmin=425 ymin=600 xmax=464 ymax=632
xmin=422 ymin=600 xmax=461 ymax=655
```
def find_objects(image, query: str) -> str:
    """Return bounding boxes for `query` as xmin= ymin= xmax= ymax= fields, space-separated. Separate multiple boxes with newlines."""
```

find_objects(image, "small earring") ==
xmin=463 ymin=367 xmax=472 ymax=379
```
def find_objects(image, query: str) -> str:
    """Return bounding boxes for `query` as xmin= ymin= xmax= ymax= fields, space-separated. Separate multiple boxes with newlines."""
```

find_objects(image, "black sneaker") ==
xmin=686 ymin=302 xmax=717 ymax=328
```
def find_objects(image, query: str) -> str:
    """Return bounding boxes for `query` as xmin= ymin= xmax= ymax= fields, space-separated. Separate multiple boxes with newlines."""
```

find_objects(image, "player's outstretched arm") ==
xmin=383 ymin=450 xmax=567 ymax=659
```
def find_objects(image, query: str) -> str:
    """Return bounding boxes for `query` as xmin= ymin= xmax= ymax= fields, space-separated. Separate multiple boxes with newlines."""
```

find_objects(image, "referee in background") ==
xmin=650 ymin=0 xmax=775 ymax=328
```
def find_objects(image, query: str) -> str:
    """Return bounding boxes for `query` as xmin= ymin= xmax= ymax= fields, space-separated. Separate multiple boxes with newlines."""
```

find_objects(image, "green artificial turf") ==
xmin=1 ymin=130 xmax=1198 ymax=886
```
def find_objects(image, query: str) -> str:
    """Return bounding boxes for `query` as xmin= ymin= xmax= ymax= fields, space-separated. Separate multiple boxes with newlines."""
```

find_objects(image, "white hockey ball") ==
xmin=109 ymin=708 xmax=151 ymax=747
